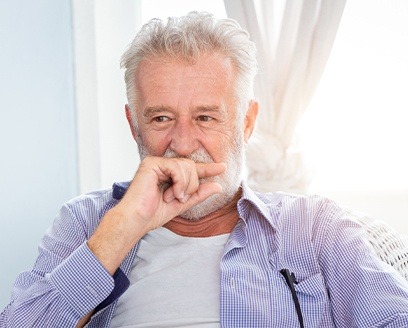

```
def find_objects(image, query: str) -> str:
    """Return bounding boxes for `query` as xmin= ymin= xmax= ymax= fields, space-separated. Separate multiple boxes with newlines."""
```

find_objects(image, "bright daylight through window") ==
xmin=140 ymin=0 xmax=408 ymax=232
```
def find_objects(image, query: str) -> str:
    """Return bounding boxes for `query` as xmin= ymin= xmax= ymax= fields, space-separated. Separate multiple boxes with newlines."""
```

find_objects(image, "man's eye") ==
xmin=153 ymin=116 xmax=170 ymax=123
xmin=197 ymin=116 xmax=213 ymax=122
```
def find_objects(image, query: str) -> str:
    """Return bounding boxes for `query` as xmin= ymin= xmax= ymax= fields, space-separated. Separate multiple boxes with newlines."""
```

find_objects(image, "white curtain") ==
xmin=224 ymin=0 xmax=347 ymax=193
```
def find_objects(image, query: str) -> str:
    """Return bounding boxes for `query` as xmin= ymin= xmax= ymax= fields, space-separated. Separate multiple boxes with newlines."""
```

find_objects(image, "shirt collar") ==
xmin=238 ymin=181 xmax=283 ymax=229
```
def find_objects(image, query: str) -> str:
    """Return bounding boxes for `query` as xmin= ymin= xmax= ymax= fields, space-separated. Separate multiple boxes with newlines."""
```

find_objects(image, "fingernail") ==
xmin=177 ymin=191 xmax=185 ymax=201
xmin=181 ymin=194 xmax=190 ymax=203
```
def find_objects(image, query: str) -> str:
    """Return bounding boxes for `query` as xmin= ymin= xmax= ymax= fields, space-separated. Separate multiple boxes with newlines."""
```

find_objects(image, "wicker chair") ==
xmin=345 ymin=208 xmax=408 ymax=281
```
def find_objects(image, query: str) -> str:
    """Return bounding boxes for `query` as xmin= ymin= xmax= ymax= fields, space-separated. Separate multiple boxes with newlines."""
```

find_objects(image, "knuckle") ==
xmin=177 ymin=158 xmax=195 ymax=170
xmin=174 ymin=160 xmax=185 ymax=173
xmin=141 ymin=156 xmax=155 ymax=166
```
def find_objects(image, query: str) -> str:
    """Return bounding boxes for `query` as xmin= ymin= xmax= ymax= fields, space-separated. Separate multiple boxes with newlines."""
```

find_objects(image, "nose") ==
xmin=169 ymin=118 xmax=200 ymax=157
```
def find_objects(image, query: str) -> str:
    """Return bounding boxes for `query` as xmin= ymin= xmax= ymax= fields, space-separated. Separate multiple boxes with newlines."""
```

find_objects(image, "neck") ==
xmin=164 ymin=190 xmax=242 ymax=237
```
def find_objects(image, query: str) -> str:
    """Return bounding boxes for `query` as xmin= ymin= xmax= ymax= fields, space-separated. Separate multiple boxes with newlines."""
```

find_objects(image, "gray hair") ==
xmin=120 ymin=11 xmax=257 ymax=121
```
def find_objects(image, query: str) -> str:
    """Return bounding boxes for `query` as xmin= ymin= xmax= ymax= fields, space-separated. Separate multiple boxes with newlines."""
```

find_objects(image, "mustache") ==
xmin=162 ymin=148 xmax=215 ymax=164
xmin=158 ymin=148 xmax=217 ymax=192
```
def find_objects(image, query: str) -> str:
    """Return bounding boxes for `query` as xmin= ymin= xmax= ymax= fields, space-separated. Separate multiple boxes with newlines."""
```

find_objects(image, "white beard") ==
xmin=137 ymin=133 xmax=245 ymax=221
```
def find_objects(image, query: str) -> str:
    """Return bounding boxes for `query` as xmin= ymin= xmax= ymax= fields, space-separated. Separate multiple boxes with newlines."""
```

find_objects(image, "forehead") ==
xmin=135 ymin=53 xmax=236 ymax=104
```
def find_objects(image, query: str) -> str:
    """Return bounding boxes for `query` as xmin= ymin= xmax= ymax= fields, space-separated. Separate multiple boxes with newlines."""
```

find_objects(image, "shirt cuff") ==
xmin=49 ymin=242 xmax=116 ymax=317
xmin=94 ymin=268 xmax=130 ymax=313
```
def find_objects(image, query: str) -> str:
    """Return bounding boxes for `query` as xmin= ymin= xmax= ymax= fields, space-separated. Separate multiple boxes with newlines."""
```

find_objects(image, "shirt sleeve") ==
xmin=318 ymin=203 xmax=408 ymax=327
xmin=0 ymin=202 xmax=128 ymax=327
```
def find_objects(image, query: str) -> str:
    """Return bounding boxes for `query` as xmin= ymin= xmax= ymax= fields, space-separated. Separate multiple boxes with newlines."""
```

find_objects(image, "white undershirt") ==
xmin=110 ymin=227 xmax=230 ymax=328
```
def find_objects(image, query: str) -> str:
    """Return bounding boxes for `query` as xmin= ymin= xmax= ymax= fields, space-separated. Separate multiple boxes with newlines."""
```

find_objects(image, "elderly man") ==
xmin=2 ymin=12 xmax=408 ymax=328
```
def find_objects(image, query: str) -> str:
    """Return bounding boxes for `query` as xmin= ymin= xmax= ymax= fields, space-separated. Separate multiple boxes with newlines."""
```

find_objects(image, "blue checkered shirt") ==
xmin=2 ymin=181 xmax=408 ymax=327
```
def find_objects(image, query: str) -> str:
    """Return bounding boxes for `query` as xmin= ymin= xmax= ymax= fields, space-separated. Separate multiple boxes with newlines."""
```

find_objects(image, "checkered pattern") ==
xmin=1 ymin=182 xmax=408 ymax=327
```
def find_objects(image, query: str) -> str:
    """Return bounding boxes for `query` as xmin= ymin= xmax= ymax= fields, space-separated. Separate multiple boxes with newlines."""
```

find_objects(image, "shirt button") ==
xmin=230 ymin=277 xmax=235 ymax=290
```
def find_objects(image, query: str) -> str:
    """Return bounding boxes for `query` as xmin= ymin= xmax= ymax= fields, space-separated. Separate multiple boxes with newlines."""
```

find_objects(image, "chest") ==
xmin=219 ymin=219 xmax=335 ymax=327
xmin=91 ymin=220 xmax=336 ymax=328
xmin=109 ymin=228 xmax=229 ymax=327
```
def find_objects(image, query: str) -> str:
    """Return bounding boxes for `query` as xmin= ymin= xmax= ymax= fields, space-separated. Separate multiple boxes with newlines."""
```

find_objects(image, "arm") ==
xmin=0 ymin=205 xmax=116 ymax=327
xmin=1 ymin=157 xmax=225 ymax=327
xmin=87 ymin=157 xmax=225 ymax=276
xmin=319 ymin=204 xmax=408 ymax=327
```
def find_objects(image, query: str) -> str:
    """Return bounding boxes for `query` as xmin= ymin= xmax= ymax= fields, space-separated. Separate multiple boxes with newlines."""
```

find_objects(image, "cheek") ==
xmin=138 ymin=130 xmax=172 ymax=156
xmin=200 ymin=136 xmax=231 ymax=163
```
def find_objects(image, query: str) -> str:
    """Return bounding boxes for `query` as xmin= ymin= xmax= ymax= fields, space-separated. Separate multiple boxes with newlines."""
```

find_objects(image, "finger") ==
xmin=180 ymin=181 xmax=223 ymax=209
xmin=169 ymin=159 xmax=194 ymax=201
xmin=163 ymin=187 xmax=176 ymax=203
xmin=168 ymin=162 xmax=223 ymax=203
xmin=164 ymin=181 xmax=222 ymax=211
xmin=182 ymin=164 xmax=199 ymax=201
xmin=196 ymin=162 xmax=226 ymax=179
xmin=156 ymin=159 xmax=224 ymax=203
xmin=156 ymin=159 xmax=190 ymax=200
xmin=163 ymin=165 xmax=201 ymax=203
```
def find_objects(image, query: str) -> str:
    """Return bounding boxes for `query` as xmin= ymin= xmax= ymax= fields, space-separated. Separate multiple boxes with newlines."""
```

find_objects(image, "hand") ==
xmin=88 ymin=156 xmax=226 ymax=275
xmin=117 ymin=156 xmax=226 ymax=233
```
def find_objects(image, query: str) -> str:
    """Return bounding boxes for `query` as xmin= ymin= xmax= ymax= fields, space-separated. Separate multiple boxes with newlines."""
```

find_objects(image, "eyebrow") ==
xmin=194 ymin=105 xmax=222 ymax=113
xmin=194 ymin=105 xmax=227 ymax=118
xmin=143 ymin=105 xmax=225 ymax=117
xmin=142 ymin=106 xmax=172 ymax=117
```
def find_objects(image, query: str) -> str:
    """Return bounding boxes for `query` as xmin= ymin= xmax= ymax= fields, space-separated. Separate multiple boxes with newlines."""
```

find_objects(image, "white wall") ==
xmin=0 ymin=0 xmax=78 ymax=308
xmin=73 ymin=0 xmax=142 ymax=193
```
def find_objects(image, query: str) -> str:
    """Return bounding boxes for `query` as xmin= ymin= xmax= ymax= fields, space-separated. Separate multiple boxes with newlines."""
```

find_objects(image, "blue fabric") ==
xmin=93 ymin=268 xmax=129 ymax=314
xmin=1 ymin=181 xmax=408 ymax=327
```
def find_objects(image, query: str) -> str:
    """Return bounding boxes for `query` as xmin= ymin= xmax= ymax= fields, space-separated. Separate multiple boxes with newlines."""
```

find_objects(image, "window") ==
xmin=298 ymin=0 xmax=408 ymax=232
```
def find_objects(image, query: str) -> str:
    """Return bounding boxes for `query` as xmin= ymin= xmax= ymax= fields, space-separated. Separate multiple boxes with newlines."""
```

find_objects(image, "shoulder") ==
xmin=256 ymin=190 xmax=343 ymax=221
xmin=64 ymin=181 xmax=129 ymax=215
xmin=63 ymin=188 xmax=115 ymax=219
xmin=53 ymin=186 xmax=120 ymax=238
xmin=241 ymin=183 xmax=345 ymax=229
xmin=253 ymin=190 xmax=349 ymax=244
xmin=65 ymin=187 xmax=115 ymax=211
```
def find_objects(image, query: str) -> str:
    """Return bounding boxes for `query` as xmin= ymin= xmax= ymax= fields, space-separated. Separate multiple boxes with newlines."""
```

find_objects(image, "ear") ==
xmin=125 ymin=104 xmax=137 ymax=140
xmin=243 ymin=100 xmax=259 ymax=143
